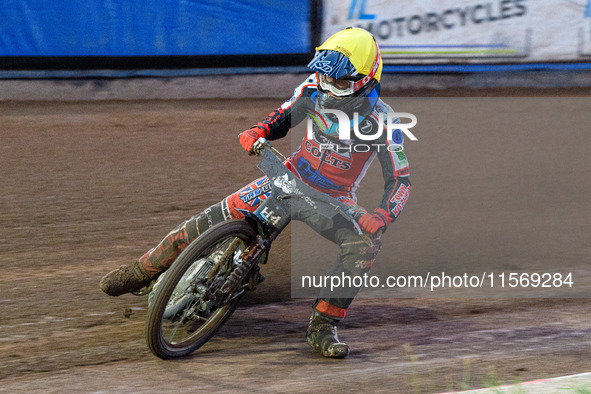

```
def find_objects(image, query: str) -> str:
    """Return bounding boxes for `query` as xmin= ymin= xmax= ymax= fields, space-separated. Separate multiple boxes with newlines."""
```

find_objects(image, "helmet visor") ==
xmin=318 ymin=74 xmax=355 ymax=97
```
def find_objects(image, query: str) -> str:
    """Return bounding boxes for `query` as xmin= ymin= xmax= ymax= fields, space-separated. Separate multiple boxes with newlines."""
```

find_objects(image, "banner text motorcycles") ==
xmin=354 ymin=0 xmax=528 ymax=39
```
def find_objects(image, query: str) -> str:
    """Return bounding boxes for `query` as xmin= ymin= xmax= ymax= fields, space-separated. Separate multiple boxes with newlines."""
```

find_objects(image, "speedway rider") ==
xmin=100 ymin=27 xmax=411 ymax=358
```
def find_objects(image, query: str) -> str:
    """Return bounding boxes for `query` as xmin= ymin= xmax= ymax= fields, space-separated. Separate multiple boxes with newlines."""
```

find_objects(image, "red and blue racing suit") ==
xmin=140 ymin=74 xmax=411 ymax=319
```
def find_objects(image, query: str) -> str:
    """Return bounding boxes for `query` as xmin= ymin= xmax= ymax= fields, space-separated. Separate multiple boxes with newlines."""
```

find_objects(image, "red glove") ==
xmin=358 ymin=211 xmax=389 ymax=234
xmin=239 ymin=128 xmax=266 ymax=153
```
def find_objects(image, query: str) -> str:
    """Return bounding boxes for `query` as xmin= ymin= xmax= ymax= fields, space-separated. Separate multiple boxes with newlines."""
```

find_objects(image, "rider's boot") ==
xmin=306 ymin=310 xmax=349 ymax=358
xmin=99 ymin=260 xmax=156 ymax=296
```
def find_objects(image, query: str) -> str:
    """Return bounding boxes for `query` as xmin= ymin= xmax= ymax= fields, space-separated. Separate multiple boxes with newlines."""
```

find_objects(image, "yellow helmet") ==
xmin=308 ymin=27 xmax=382 ymax=97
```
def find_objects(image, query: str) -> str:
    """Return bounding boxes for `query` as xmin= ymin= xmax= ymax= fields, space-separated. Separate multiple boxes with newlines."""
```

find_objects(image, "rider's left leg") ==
xmin=99 ymin=176 xmax=270 ymax=297
xmin=99 ymin=200 xmax=229 ymax=296
xmin=99 ymin=260 xmax=156 ymax=296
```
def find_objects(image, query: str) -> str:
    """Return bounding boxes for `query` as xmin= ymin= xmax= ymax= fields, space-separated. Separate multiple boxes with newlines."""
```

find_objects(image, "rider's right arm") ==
xmin=249 ymin=74 xmax=317 ymax=140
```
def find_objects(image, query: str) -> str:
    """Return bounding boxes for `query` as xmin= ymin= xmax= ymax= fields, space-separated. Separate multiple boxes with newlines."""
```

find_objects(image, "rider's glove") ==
xmin=359 ymin=209 xmax=390 ymax=235
xmin=239 ymin=127 xmax=267 ymax=153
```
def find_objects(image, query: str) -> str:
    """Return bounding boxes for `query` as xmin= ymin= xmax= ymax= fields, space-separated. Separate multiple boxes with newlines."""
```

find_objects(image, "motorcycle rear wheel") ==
xmin=145 ymin=220 xmax=256 ymax=359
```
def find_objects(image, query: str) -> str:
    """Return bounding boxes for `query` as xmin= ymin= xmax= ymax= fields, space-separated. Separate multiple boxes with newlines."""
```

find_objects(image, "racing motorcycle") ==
xmin=144 ymin=139 xmax=364 ymax=359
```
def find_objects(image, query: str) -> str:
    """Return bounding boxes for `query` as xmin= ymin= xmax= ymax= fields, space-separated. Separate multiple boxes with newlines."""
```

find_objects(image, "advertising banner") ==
xmin=322 ymin=0 xmax=591 ymax=63
xmin=0 ymin=0 xmax=311 ymax=56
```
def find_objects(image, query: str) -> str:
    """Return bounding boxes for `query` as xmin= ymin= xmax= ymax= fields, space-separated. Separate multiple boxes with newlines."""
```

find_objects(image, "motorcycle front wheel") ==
xmin=145 ymin=220 xmax=256 ymax=359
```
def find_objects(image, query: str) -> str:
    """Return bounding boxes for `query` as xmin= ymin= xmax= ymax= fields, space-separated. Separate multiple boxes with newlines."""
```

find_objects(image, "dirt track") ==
xmin=1 ymin=94 xmax=591 ymax=393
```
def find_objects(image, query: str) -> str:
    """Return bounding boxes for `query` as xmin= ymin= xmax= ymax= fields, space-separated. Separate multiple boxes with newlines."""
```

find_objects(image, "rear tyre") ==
xmin=145 ymin=220 xmax=256 ymax=359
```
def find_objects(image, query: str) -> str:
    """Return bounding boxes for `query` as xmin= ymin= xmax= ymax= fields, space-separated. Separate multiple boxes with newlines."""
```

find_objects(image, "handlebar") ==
xmin=251 ymin=138 xmax=368 ymax=237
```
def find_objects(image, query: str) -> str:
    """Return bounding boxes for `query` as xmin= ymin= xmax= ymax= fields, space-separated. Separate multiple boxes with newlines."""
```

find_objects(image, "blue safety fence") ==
xmin=4 ymin=62 xmax=591 ymax=80
xmin=1 ymin=0 xmax=590 ymax=76
xmin=382 ymin=63 xmax=591 ymax=73
xmin=0 ymin=0 xmax=311 ymax=57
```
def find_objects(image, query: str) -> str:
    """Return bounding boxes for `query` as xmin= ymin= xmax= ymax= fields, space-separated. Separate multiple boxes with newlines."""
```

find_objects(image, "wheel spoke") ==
xmin=160 ymin=235 xmax=247 ymax=345
xmin=145 ymin=220 xmax=257 ymax=359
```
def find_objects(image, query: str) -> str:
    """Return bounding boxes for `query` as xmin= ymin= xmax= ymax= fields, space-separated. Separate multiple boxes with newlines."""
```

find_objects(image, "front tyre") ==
xmin=145 ymin=220 xmax=256 ymax=359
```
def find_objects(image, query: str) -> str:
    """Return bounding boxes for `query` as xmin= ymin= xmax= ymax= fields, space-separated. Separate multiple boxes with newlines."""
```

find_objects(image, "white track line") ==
xmin=441 ymin=371 xmax=591 ymax=393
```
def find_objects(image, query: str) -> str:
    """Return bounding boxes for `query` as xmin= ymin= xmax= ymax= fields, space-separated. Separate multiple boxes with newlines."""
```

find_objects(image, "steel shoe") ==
xmin=306 ymin=312 xmax=349 ymax=358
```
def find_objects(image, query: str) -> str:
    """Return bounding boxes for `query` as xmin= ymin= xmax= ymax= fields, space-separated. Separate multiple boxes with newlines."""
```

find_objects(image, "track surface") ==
xmin=1 ymin=97 xmax=591 ymax=393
